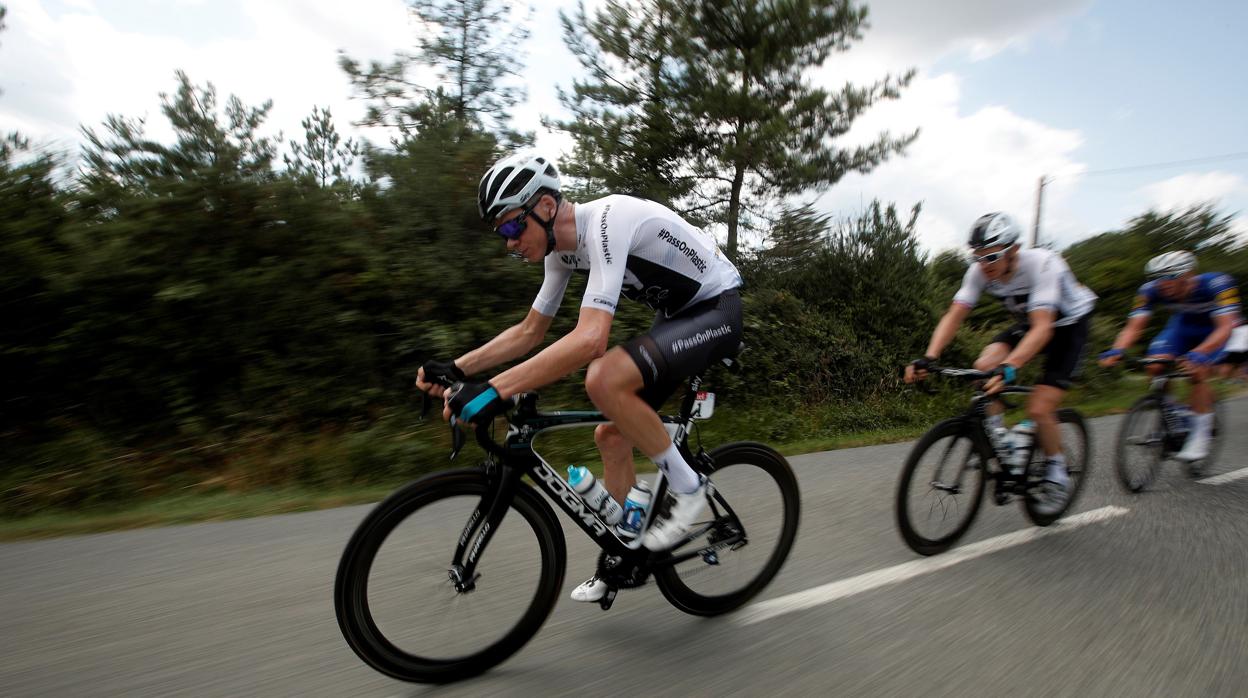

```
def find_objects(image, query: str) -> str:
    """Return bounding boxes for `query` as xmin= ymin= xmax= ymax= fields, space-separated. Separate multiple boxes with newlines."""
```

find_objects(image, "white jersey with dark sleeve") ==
xmin=953 ymin=247 xmax=1097 ymax=326
xmin=531 ymin=195 xmax=742 ymax=318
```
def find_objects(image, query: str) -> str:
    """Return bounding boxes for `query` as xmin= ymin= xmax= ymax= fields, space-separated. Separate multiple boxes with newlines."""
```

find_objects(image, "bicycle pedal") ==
xmin=598 ymin=587 xmax=618 ymax=611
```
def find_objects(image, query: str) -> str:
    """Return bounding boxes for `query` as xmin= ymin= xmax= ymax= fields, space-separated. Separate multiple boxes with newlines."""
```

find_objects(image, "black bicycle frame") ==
xmin=446 ymin=374 xmax=719 ymax=591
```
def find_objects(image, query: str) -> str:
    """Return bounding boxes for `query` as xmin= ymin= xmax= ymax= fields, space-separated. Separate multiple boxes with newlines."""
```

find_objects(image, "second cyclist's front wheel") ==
xmin=654 ymin=442 xmax=800 ymax=616
xmin=1116 ymin=396 xmax=1165 ymax=492
xmin=334 ymin=468 xmax=566 ymax=684
xmin=895 ymin=417 xmax=988 ymax=556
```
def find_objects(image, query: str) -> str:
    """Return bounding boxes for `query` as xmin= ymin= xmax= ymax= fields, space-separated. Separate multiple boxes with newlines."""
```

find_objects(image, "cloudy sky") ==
xmin=2 ymin=0 xmax=1246 ymax=253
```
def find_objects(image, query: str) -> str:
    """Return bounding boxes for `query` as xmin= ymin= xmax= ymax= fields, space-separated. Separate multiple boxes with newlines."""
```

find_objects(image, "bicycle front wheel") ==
xmin=895 ymin=418 xmax=988 ymax=556
xmin=1115 ymin=396 xmax=1165 ymax=493
xmin=334 ymin=468 xmax=566 ymax=684
xmin=654 ymin=442 xmax=800 ymax=616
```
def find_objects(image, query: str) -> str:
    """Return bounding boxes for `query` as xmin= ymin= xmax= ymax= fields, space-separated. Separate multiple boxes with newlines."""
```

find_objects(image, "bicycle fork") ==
xmin=448 ymin=461 xmax=521 ymax=593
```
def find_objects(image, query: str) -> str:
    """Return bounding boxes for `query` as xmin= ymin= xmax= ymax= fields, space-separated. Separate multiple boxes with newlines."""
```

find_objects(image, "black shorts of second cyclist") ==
xmin=991 ymin=315 xmax=1090 ymax=390
xmin=1221 ymin=350 xmax=1248 ymax=366
xmin=621 ymin=290 xmax=744 ymax=409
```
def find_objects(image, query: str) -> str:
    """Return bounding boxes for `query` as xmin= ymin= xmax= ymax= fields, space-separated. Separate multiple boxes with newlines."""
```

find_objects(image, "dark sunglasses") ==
xmin=1149 ymin=272 xmax=1183 ymax=282
xmin=971 ymin=249 xmax=1009 ymax=264
xmin=494 ymin=208 xmax=530 ymax=240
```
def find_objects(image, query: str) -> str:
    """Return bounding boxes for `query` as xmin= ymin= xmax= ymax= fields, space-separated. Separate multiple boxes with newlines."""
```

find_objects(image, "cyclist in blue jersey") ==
xmin=1099 ymin=251 xmax=1241 ymax=462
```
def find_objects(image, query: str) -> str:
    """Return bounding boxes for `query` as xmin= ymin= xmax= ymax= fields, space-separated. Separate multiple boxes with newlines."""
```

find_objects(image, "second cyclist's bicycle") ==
xmin=895 ymin=367 xmax=1090 ymax=556
xmin=334 ymin=355 xmax=801 ymax=683
xmin=1115 ymin=357 xmax=1223 ymax=491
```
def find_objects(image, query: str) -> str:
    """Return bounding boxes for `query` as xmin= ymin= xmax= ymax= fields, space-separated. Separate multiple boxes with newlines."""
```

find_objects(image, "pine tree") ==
xmin=284 ymin=106 xmax=359 ymax=188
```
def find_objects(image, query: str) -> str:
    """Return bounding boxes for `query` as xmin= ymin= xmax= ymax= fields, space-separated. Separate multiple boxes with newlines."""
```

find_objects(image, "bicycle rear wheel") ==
xmin=1023 ymin=408 xmax=1090 ymax=526
xmin=654 ymin=442 xmax=800 ymax=616
xmin=334 ymin=468 xmax=566 ymax=683
xmin=895 ymin=418 xmax=988 ymax=555
xmin=1115 ymin=396 xmax=1165 ymax=493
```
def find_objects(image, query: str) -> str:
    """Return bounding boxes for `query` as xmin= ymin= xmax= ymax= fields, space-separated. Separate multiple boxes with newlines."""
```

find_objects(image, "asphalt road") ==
xmin=2 ymin=401 xmax=1246 ymax=697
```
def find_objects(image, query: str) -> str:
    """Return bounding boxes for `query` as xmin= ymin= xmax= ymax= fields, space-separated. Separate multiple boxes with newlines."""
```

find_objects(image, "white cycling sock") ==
xmin=653 ymin=443 xmax=701 ymax=494
xmin=1191 ymin=411 xmax=1214 ymax=439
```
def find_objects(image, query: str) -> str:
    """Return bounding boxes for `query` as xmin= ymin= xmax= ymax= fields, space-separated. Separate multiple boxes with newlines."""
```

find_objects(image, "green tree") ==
xmin=558 ymin=0 xmax=916 ymax=257
xmin=284 ymin=105 xmax=359 ymax=188
xmin=339 ymin=0 xmax=530 ymax=138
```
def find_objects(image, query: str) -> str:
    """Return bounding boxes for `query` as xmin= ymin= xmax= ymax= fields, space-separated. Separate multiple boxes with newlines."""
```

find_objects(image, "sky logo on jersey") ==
xmin=599 ymin=205 xmax=614 ymax=265
xmin=657 ymin=228 xmax=708 ymax=273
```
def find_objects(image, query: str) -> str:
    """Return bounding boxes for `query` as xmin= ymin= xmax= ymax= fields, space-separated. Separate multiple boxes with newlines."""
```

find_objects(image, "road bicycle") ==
xmin=334 ymin=353 xmax=800 ymax=683
xmin=1115 ymin=357 xmax=1223 ymax=491
xmin=895 ymin=367 xmax=1090 ymax=556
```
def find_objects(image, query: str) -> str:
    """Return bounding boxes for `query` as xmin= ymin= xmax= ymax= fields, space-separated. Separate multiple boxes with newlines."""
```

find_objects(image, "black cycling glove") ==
xmin=420 ymin=359 xmax=466 ymax=388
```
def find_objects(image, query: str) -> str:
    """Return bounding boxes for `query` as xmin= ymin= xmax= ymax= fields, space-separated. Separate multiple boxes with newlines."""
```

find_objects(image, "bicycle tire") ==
xmin=1023 ymin=408 xmax=1090 ymax=525
xmin=1115 ymin=396 xmax=1165 ymax=493
xmin=895 ymin=417 xmax=988 ymax=556
xmin=334 ymin=468 xmax=566 ymax=683
xmin=654 ymin=442 xmax=800 ymax=616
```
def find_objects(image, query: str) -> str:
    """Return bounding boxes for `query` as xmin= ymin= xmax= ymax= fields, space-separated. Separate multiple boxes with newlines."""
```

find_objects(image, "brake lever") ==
xmin=449 ymin=416 xmax=465 ymax=460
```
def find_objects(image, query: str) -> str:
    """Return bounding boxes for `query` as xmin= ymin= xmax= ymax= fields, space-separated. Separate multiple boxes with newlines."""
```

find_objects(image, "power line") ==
xmin=1056 ymin=151 xmax=1248 ymax=179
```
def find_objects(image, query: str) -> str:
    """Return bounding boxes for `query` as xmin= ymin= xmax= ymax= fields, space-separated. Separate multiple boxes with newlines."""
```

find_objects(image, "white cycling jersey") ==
xmin=954 ymin=247 xmax=1097 ymax=326
xmin=532 ymin=195 xmax=742 ymax=317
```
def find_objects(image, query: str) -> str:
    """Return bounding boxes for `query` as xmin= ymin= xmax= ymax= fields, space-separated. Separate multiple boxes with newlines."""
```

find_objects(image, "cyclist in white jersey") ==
xmin=415 ymin=151 xmax=744 ymax=603
xmin=904 ymin=212 xmax=1097 ymax=515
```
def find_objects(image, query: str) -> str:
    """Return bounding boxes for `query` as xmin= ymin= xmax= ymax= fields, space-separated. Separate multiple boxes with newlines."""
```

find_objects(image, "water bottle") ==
xmin=990 ymin=424 xmax=1012 ymax=461
xmin=615 ymin=480 xmax=653 ymax=541
xmin=567 ymin=466 xmax=623 ymax=525
xmin=1007 ymin=419 xmax=1035 ymax=472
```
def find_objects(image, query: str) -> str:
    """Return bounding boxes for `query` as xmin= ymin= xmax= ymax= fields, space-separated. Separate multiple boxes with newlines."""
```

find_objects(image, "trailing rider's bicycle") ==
xmin=1114 ymin=357 xmax=1224 ymax=491
xmin=895 ymin=366 xmax=1090 ymax=556
xmin=334 ymin=352 xmax=800 ymax=683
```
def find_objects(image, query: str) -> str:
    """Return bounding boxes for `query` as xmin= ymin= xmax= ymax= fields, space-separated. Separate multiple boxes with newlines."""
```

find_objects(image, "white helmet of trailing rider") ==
xmin=1145 ymin=250 xmax=1197 ymax=279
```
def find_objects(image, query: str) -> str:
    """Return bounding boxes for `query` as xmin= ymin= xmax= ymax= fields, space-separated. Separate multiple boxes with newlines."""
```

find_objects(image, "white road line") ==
xmin=736 ymin=505 xmax=1131 ymax=626
xmin=1198 ymin=467 xmax=1248 ymax=486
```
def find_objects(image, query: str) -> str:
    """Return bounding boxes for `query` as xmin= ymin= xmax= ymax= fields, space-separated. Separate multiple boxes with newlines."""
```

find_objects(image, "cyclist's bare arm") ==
xmin=906 ymin=302 xmax=971 ymax=383
xmin=489 ymin=306 xmax=613 ymax=399
xmin=417 ymin=308 xmax=553 ymax=396
xmin=1108 ymin=314 xmax=1150 ymax=357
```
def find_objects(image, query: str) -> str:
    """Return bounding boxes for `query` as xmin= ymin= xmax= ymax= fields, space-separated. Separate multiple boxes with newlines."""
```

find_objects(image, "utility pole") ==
xmin=1031 ymin=175 xmax=1048 ymax=248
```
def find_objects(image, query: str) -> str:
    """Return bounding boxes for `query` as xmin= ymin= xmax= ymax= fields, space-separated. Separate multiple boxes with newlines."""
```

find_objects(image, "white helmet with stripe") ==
xmin=477 ymin=151 xmax=561 ymax=224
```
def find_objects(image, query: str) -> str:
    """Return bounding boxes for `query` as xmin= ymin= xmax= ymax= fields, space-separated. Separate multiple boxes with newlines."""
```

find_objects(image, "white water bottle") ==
xmin=1007 ymin=419 xmax=1035 ymax=472
xmin=567 ymin=466 xmax=623 ymax=525
xmin=615 ymin=480 xmax=653 ymax=541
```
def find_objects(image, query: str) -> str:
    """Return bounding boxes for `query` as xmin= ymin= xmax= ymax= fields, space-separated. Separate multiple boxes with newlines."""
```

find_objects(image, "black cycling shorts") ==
xmin=990 ymin=315 xmax=1090 ymax=390
xmin=622 ymin=290 xmax=744 ymax=408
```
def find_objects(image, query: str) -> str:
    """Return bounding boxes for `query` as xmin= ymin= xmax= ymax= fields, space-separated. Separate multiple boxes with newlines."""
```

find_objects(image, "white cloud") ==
xmin=1137 ymin=171 xmax=1248 ymax=213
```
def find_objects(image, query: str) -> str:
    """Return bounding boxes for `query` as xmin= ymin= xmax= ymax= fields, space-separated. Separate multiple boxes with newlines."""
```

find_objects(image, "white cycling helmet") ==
xmin=967 ymin=212 xmax=1022 ymax=249
xmin=1145 ymin=250 xmax=1197 ymax=279
xmin=477 ymin=150 xmax=561 ymax=224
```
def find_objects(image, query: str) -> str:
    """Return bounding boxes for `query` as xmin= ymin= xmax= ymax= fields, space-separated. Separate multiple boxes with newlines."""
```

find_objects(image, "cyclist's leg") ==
xmin=1144 ymin=316 xmax=1185 ymax=377
xmin=593 ymin=424 xmax=636 ymax=505
xmin=1031 ymin=316 xmax=1089 ymax=458
xmin=975 ymin=323 xmax=1022 ymax=421
xmin=587 ymin=291 xmax=743 ymax=550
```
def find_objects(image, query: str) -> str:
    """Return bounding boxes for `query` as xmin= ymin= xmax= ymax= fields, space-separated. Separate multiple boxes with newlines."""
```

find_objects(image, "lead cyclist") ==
xmin=415 ymin=151 xmax=745 ymax=604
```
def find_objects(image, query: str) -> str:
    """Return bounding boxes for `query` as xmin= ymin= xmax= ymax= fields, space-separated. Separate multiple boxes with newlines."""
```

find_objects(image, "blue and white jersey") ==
xmin=1129 ymin=272 xmax=1241 ymax=325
